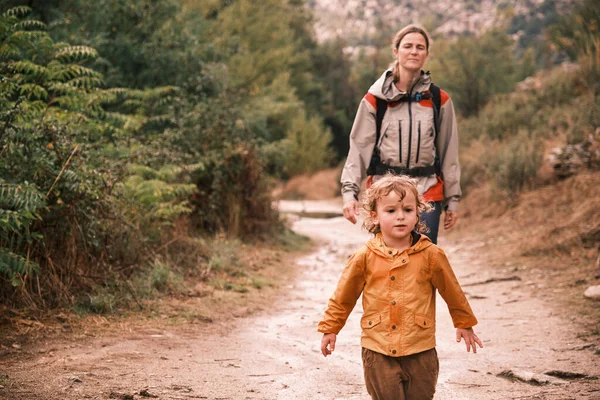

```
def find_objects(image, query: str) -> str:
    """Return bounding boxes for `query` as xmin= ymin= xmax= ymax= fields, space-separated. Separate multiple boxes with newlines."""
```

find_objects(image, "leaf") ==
xmin=3 ymin=6 xmax=32 ymax=18
xmin=14 ymin=20 xmax=46 ymax=31
xmin=0 ymin=249 xmax=40 ymax=283
xmin=54 ymin=46 xmax=99 ymax=63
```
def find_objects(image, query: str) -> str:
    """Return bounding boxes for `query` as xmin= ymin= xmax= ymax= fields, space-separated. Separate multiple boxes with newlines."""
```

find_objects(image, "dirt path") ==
xmin=1 ymin=202 xmax=599 ymax=400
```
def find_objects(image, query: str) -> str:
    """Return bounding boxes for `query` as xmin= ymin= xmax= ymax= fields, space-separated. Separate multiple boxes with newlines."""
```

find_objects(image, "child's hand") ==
xmin=321 ymin=333 xmax=336 ymax=357
xmin=456 ymin=327 xmax=483 ymax=353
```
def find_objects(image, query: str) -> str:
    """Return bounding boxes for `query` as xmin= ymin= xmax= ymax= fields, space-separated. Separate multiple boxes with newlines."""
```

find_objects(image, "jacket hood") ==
xmin=368 ymin=69 xmax=432 ymax=102
xmin=366 ymin=232 xmax=433 ymax=257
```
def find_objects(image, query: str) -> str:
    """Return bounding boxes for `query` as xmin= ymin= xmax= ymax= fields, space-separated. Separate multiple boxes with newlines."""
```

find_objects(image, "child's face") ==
xmin=372 ymin=190 xmax=418 ymax=243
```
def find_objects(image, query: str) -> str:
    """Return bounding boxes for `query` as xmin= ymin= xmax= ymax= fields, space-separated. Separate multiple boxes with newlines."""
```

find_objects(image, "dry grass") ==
xmin=0 ymin=234 xmax=312 ymax=346
xmin=455 ymin=172 xmax=600 ymax=254
xmin=448 ymin=170 xmax=600 ymax=339
xmin=273 ymin=167 xmax=342 ymax=200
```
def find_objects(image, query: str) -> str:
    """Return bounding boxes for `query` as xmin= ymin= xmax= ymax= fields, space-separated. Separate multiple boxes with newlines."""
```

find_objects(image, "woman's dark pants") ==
xmin=421 ymin=201 xmax=442 ymax=244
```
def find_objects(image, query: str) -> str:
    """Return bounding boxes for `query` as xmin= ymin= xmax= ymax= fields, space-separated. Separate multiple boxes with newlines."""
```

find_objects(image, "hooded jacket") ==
xmin=341 ymin=69 xmax=461 ymax=211
xmin=318 ymin=233 xmax=477 ymax=357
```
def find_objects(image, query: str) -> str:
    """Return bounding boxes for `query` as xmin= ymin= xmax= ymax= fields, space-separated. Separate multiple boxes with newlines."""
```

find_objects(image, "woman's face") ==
xmin=394 ymin=32 xmax=428 ymax=73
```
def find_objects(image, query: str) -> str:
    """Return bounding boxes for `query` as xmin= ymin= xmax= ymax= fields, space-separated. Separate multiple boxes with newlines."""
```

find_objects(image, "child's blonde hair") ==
xmin=361 ymin=173 xmax=433 ymax=235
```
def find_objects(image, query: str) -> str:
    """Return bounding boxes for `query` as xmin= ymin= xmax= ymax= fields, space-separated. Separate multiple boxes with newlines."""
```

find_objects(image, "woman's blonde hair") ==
xmin=391 ymin=24 xmax=431 ymax=82
xmin=361 ymin=173 xmax=433 ymax=235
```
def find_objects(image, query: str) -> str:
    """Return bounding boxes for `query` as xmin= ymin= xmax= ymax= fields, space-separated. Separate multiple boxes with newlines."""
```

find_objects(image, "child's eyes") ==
xmin=386 ymin=209 xmax=395 ymax=213
xmin=404 ymin=208 xmax=414 ymax=212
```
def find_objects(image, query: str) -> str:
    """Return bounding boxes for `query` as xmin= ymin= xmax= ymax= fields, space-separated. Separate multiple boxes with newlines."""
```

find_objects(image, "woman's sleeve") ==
xmin=317 ymin=250 xmax=367 ymax=334
xmin=340 ymin=95 xmax=377 ymax=204
xmin=436 ymin=92 xmax=461 ymax=211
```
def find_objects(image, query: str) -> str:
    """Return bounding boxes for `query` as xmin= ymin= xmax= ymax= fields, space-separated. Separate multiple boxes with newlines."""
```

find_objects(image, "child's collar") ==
xmin=375 ymin=232 xmax=420 ymax=255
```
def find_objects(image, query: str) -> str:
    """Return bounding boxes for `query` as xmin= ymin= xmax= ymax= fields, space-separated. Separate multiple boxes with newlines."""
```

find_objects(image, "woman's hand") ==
xmin=321 ymin=333 xmax=337 ymax=357
xmin=444 ymin=210 xmax=458 ymax=230
xmin=342 ymin=200 xmax=360 ymax=224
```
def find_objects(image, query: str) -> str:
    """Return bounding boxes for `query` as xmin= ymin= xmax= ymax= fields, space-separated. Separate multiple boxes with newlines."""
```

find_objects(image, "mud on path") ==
xmin=1 ymin=200 xmax=599 ymax=399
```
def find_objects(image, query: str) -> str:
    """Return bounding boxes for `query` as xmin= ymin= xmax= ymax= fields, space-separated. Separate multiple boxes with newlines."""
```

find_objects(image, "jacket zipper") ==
xmin=406 ymin=78 xmax=422 ymax=169
xmin=407 ymin=101 xmax=412 ymax=168
xmin=398 ymin=123 xmax=402 ymax=163
xmin=416 ymin=121 xmax=421 ymax=163
xmin=377 ymin=129 xmax=386 ymax=149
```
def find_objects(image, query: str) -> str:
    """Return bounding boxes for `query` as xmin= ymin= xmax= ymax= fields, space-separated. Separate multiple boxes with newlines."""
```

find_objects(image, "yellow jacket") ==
xmin=318 ymin=233 xmax=477 ymax=357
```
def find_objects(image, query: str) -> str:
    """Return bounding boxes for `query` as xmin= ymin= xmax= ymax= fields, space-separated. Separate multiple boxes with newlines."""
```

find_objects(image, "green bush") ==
xmin=283 ymin=110 xmax=334 ymax=177
xmin=0 ymin=7 xmax=192 ymax=307
xmin=487 ymin=131 xmax=543 ymax=195
xmin=191 ymin=143 xmax=282 ymax=238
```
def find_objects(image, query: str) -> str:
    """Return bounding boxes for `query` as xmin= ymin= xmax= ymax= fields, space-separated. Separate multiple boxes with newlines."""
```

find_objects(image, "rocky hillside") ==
xmin=309 ymin=0 xmax=575 ymax=45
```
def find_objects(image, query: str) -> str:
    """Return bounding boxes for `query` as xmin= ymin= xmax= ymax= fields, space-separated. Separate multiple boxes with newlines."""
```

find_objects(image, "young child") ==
xmin=318 ymin=174 xmax=482 ymax=400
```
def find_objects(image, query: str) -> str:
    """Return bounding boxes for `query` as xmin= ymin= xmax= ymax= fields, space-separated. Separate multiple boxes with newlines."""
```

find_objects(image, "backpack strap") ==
xmin=429 ymin=83 xmax=441 ymax=137
xmin=429 ymin=83 xmax=444 ymax=176
xmin=375 ymin=97 xmax=388 ymax=149
xmin=366 ymin=97 xmax=388 ymax=176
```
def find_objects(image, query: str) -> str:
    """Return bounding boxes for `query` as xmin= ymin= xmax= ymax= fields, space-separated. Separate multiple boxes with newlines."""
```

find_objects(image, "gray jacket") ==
xmin=341 ymin=69 xmax=461 ymax=210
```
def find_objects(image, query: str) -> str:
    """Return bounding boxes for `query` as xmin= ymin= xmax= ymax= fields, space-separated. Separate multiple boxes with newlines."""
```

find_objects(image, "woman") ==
xmin=341 ymin=24 xmax=460 ymax=244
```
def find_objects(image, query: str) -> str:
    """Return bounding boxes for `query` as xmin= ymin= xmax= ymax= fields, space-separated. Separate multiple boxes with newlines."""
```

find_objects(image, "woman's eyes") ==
xmin=403 ymin=45 xmax=425 ymax=51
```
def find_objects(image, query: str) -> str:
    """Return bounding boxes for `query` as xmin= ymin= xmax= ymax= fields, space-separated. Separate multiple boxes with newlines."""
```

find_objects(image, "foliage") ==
xmin=459 ymin=61 xmax=597 ymax=198
xmin=0 ymin=6 xmax=191 ymax=306
xmin=191 ymin=142 xmax=281 ymax=238
xmin=549 ymin=0 xmax=600 ymax=93
xmin=119 ymin=164 xmax=198 ymax=233
xmin=486 ymin=131 xmax=543 ymax=195
xmin=282 ymin=110 xmax=333 ymax=176
xmin=504 ymin=0 xmax=563 ymax=67
xmin=429 ymin=29 xmax=518 ymax=117
xmin=0 ymin=183 xmax=44 ymax=286
xmin=549 ymin=0 xmax=600 ymax=61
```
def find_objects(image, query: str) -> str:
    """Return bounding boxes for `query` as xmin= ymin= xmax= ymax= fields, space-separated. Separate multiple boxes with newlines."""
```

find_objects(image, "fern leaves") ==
xmin=6 ymin=60 xmax=49 ymax=79
xmin=122 ymin=165 xmax=197 ymax=224
xmin=0 ymin=183 xmax=45 ymax=213
xmin=54 ymin=45 xmax=99 ymax=63
xmin=0 ymin=5 xmax=187 ymax=294
xmin=2 ymin=6 xmax=31 ymax=18
xmin=0 ymin=249 xmax=39 ymax=286
xmin=0 ymin=183 xmax=44 ymax=284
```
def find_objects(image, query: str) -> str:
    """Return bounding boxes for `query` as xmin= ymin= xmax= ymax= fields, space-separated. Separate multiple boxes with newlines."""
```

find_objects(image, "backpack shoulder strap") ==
xmin=375 ymin=97 xmax=387 ymax=147
xmin=430 ymin=83 xmax=441 ymax=137
xmin=367 ymin=97 xmax=388 ymax=176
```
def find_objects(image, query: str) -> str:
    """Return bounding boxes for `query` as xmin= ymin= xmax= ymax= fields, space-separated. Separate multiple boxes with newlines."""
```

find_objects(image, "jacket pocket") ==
xmin=361 ymin=313 xmax=381 ymax=330
xmin=415 ymin=313 xmax=433 ymax=329
xmin=414 ymin=117 xmax=435 ymax=166
xmin=376 ymin=121 xmax=389 ymax=150
xmin=379 ymin=121 xmax=399 ymax=165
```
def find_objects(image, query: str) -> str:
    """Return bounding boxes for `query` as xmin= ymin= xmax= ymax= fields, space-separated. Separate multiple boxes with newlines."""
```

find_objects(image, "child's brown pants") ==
xmin=362 ymin=347 xmax=439 ymax=400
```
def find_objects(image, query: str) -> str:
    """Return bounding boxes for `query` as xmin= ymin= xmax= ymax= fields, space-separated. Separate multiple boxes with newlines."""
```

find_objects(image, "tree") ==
xmin=428 ymin=30 xmax=517 ymax=117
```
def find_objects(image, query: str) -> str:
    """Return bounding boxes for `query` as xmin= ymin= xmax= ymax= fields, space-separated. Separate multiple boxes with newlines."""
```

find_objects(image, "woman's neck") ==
xmin=395 ymin=69 xmax=421 ymax=93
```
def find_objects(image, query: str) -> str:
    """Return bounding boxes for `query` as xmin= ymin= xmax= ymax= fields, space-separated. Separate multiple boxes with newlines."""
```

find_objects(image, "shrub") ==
xmin=459 ymin=139 xmax=489 ymax=194
xmin=283 ymin=110 xmax=334 ymax=177
xmin=191 ymin=143 xmax=282 ymax=238
xmin=487 ymin=131 xmax=543 ymax=195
